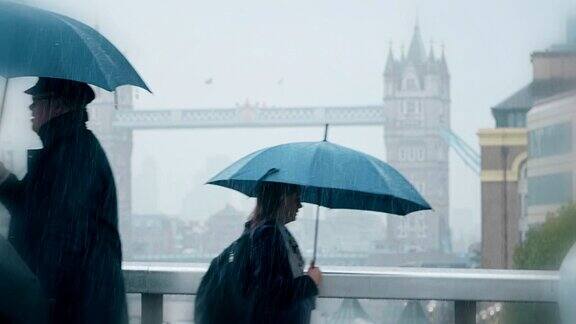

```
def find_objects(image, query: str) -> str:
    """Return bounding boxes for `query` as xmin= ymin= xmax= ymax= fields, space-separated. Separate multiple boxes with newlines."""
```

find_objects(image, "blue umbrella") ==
xmin=0 ymin=1 xmax=149 ymax=91
xmin=208 ymin=140 xmax=431 ymax=262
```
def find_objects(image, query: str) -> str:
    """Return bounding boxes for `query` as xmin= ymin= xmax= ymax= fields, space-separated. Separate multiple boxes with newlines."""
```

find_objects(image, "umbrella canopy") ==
xmin=0 ymin=1 xmax=149 ymax=91
xmin=0 ymin=235 xmax=47 ymax=323
xmin=208 ymin=141 xmax=430 ymax=215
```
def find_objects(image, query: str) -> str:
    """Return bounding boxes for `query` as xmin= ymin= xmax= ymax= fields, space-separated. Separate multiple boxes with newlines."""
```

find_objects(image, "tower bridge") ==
xmin=88 ymin=24 xmax=479 ymax=256
xmin=109 ymin=106 xmax=479 ymax=176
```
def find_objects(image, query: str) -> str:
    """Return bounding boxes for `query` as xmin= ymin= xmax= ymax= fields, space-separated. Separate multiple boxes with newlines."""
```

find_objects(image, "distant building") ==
xmin=131 ymin=214 xmax=179 ymax=257
xmin=133 ymin=156 xmax=160 ymax=214
xmin=321 ymin=210 xmax=385 ymax=255
xmin=478 ymin=128 xmax=527 ymax=269
xmin=285 ymin=204 xmax=316 ymax=258
xmin=179 ymin=155 xmax=234 ymax=222
xmin=202 ymin=204 xmax=245 ymax=254
xmin=526 ymin=91 xmax=576 ymax=227
xmin=178 ymin=220 xmax=205 ymax=255
xmin=384 ymin=24 xmax=451 ymax=253
xmin=479 ymin=16 xmax=576 ymax=269
xmin=450 ymin=208 xmax=478 ymax=254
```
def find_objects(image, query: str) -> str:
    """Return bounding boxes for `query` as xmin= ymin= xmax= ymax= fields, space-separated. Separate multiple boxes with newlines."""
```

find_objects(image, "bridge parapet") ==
xmin=123 ymin=262 xmax=558 ymax=324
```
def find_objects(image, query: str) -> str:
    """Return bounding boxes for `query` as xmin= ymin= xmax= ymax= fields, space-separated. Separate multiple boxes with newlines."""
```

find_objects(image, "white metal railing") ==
xmin=122 ymin=262 xmax=559 ymax=324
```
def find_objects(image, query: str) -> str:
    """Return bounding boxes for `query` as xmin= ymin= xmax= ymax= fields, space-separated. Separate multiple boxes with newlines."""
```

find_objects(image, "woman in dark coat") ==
xmin=245 ymin=182 xmax=322 ymax=324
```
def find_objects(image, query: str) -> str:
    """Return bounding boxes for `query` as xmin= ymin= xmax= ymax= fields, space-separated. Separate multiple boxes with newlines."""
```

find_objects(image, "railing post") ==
xmin=141 ymin=293 xmax=163 ymax=324
xmin=455 ymin=300 xmax=476 ymax=324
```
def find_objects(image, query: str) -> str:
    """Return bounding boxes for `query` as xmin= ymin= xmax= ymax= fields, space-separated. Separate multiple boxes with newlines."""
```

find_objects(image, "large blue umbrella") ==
xmin=0 ymin=1 xmax=149 ymax=91
xmin=209 ymin=141 xmax=430 ymax=215
xmin=208 ymin=140 xmax=431 ymax=262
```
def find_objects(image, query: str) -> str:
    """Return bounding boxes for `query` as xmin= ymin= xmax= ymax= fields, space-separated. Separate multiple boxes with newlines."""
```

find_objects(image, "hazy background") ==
xmin=2 ymin=0 xmax=575 ymax=251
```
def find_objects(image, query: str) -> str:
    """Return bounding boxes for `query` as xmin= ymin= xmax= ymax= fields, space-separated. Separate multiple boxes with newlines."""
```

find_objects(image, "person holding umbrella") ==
xmin=0 ymin=2 xmax=149 ymax=322
xmin=194 ymin=181 xmax=321 ymax=324
xmin=0 ymin=77 xmax=128 ymax=323
xmin=199 ymin=137 xmax=430 ymax=323
xmin=245 ymin=181 xmax=322 ymax=324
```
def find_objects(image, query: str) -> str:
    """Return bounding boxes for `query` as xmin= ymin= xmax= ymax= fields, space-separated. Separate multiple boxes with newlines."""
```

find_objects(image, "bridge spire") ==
xmin=440 ymin=43 xmax=449 ymax=75
xmin=384 ymin=41 xmax=396 ymax=75
xmin=407 ymin=21 xmax=426 ymax=63
xmin=428 ymin=39 xmax=436 ymax=61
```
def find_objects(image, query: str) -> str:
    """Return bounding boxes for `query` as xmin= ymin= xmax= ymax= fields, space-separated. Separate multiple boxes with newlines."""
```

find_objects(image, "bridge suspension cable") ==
xmin=439 ymin=127 xmax=480 ymax=175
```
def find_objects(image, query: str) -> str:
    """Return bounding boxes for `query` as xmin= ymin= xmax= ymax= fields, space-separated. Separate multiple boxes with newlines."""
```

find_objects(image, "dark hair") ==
xmin=250 ymin=182 xmax=300 ymax=225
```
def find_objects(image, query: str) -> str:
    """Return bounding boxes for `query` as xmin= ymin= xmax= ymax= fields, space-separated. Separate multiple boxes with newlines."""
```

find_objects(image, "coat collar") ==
xmin=38 ymin=110 xmax=88 ymax=149
xmin=244 ymin=219 xmax=279 ymax=231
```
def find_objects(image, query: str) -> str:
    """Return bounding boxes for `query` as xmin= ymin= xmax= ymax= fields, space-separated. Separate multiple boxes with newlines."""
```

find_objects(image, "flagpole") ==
xmin=311 ymin=124 xmax=329 ymax=267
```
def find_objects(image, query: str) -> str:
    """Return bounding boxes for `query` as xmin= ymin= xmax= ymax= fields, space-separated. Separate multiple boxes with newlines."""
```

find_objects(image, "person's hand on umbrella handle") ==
xmin=307 ymin=266 xmax=322 ymax=287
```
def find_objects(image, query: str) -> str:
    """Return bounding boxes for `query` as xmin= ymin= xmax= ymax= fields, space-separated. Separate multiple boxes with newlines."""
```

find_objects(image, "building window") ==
xmin=401 ymin=100 xmax=423 ymax=118
xmin=398 ymin=148 xmax=407 ymax=161
xmin=416 ymin=148 xmax=425 ymax=161
xmin=495 ymin=111 xmax=527 ymax=128
xmin=398 ymin=148 xmax=406 ymax=161
xmin=396 ymin=100 xmax=425 ymax=127
xmin=398 ymin=147 xmax=426 ymax=162
xmin=406 ymin=78 xmax=418 ymax=91
xmin=527 ymin=172 xmax=573 ymax=206
xmin=438 ymin=112 xmax=446 ymax=125
xmin=529 ymin=122 xmax=572 ymax=158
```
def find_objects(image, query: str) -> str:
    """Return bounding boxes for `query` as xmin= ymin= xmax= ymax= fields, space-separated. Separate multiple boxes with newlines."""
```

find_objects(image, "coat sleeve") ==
xmin=0 ymin=174 xmax=25 ymax=217
xmin=249 ymin=225 xmax=318 ymax=314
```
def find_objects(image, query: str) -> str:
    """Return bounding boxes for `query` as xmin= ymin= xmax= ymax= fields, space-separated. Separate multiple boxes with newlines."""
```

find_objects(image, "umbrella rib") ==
xmin=36 ymin=8 xmax=149 ymax=91
xmin=51 ymin=14 xmax=115 ymax=89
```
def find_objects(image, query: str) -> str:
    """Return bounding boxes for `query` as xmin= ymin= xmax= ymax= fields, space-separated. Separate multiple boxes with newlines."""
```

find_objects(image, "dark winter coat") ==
xmin=0 ymin=110 xmax=127 ymax=324
xmin=246 ymin=221 xmax=318 ymax=324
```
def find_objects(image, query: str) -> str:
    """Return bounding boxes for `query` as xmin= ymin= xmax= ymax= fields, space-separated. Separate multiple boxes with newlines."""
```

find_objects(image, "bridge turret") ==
xmin=383 ymin=23 xmax=451 ymax=254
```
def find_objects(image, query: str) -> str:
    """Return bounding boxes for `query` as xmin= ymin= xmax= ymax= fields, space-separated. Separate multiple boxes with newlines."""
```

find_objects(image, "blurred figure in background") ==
xmin=0 ymin=77 xmax=127 ymax=324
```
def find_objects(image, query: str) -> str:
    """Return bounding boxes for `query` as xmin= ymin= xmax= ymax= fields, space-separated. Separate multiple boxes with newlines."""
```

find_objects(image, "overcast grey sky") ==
xmin=4 ymin=0 xmax=576 ymax=247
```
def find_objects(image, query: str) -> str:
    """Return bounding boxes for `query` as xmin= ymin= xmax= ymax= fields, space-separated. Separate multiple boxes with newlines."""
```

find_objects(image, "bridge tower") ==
xmin=88 ymin=87 xmax=137 ymax=256
xmin=383 ymin=24 xmax=451 ymax=253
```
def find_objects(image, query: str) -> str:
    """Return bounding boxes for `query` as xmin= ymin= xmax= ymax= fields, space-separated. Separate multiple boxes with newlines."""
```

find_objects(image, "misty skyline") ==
xmin=3 ymin=0 xmax=575 ymax=247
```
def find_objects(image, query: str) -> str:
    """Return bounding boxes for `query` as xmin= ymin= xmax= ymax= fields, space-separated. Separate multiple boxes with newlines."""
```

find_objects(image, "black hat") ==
xmin=25 ymin=77 xmax=95 ymax=106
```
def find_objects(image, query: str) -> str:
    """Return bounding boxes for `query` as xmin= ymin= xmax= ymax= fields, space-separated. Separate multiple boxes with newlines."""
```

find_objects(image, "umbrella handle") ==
xmin=311 ymin=204 xmax=320 ymax=267
xmin=0 ymin=78 xmax=9 ymax=141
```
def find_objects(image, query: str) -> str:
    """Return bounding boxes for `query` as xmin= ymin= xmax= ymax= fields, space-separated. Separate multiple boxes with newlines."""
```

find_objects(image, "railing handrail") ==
xmin=122 ymin=262 xmax=559 ymax=303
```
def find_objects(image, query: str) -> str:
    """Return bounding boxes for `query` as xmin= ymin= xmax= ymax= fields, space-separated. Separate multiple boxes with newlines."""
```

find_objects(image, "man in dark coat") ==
xmin=0 ymin=77 xmax=128 ymax=323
